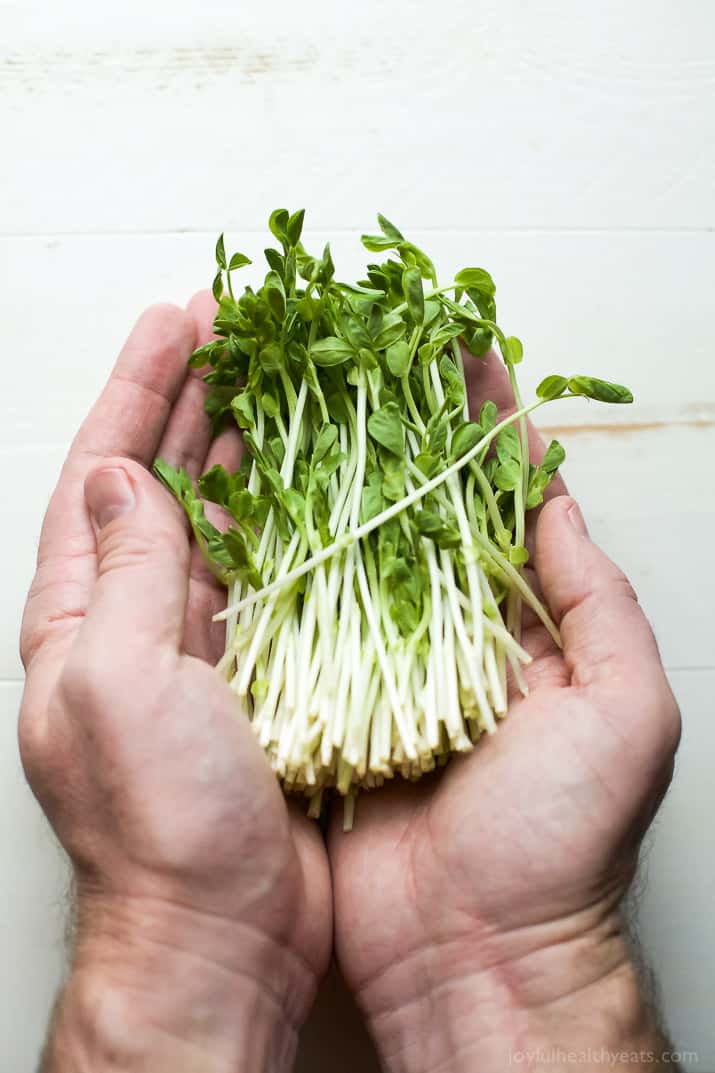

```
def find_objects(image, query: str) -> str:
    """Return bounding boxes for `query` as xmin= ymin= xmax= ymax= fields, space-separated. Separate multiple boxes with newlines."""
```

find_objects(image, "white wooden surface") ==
xmin=1 ymin=1 xmax=714 ymax=1068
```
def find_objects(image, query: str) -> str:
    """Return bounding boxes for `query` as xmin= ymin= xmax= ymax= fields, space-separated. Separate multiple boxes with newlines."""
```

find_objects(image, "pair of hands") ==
xmin=20 ymin=296 xmax=681 ymax=1072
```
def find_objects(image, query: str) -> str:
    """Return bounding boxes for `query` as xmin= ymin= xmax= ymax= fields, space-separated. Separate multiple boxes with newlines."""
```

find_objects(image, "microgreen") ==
xmin=154 ymin=210 xmax=633 ymax=825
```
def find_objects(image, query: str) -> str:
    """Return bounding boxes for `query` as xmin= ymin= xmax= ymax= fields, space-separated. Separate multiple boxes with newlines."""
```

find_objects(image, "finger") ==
xmin=535 ymin=495 xmax=681 ymax=760
xmin=36 ymin=303 xmax=195 ymax=568
xmin=184 ymin=425 xmax=245 ymax=662
xmin=155 ymin=291 xmax=218 ymax=479
xmin=71 ymin=303 xmax=197 ymax=469
xmin=78 ymin=460 xmax=191 ymax=660
xmin=535 ymin=497 xmax=680 ymax=747
xmin=21 ymin=305 xmax=196 ymax=677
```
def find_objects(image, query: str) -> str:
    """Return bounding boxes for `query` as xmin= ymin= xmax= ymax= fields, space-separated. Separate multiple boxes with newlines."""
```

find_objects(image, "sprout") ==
xmin=155 ymin=210 xmax=633 ymax=827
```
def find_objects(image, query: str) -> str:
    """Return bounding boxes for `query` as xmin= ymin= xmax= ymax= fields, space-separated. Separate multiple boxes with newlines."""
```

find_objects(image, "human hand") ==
xmin=330 ymin=352 xmax=681 ymax=1072
xmin=19 ymin=298 xmax=331 ymax=1073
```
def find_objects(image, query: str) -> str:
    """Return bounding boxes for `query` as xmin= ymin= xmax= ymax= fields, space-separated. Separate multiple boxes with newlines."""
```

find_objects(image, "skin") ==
xmin=329 ymin=358 xmax=682 ymax=1070
xmin=19 ymin=297 xmax=331 ymax=1072
xmin=19 ymin=294 xmax=681 ymax=1072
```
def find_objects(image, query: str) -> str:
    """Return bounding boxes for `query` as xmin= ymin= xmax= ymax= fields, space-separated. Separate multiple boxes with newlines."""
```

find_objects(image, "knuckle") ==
xmin=97 ymin=521 xmax=184 ymax=575
xmin=610 ymin=568 xmax=639 ymax=605
xmin=17 ymin=706 xmax=53 ymax=783
xmin=58 ymin=648 xmax=110 ymax=714
xmin=20 ymin=575 xmax=86 ymax=670
xmin=659 ymin=689 xmax=682 ymax=757
xmin=137 ymin=303 xmax=195 ymax=355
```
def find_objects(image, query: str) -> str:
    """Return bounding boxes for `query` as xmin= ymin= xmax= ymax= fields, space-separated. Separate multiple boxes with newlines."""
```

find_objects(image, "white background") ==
xmin=1 ymin=1 xmax=714 ymax=1069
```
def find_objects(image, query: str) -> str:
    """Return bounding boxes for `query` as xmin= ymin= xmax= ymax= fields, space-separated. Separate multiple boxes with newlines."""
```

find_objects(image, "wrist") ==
xmin=42 ymin=892 xmax=317 ymax=1073
xmin=357 ymin=908 xmax=674 ymax=1073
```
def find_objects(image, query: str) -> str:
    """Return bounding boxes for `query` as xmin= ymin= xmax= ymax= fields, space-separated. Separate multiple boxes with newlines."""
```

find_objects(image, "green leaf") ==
xmin=360 ymin=471 xmax=385 ymax=523
xmin=153 ymin=458 xmax=192 ymax=501
xmin=258 ymin=342 xmax=283 ymax=374
xmin=231 ymin=392 xmax=254 ymax=429
xmin=215 ymin=233 xmax=227 ymax=270
xmin=450 ymin=421 xmax=483 ymax=460
xmin=367 ymin=401 xmax=404 ymax=456
xmin=311 ymin=337 xmax=355 ymax=367
xmin=312 ymin=424 xmax=338 ymax=464
xmin=188 ymin=339 xmax=222 ymax=370
xmin=198 ymin=464 xmax=230 ymax=505
xmin=373 ymin=312 xmax=406 ymax=350
xmin=338 ymin=281 xmax=386 ymax=298
xmin=536 ymin=375 xmax=569 ymax=400
xmin=381 ymin=453 xmax=405 ymax=501
xmin=361 ymin=232 xmax=398 ymax=253
xmin=509 ymin=545 xmax=529 ymax=566
xmin=229 ymin=251 xmax=251 ymax=271
xmin=463 ymin=326 xmax=493 ymax=357
xmin=567 ymin=376 xmax=634 ymax=404
xmin=261 ymin=393 xmax=279 ymax=419
xmin=414 ymin=510 xmax=461 ymax=548
xmin=425 ymin=412 xmax=448 ymax=455
xmin=454 ymin=267 xmax=496 ymax=298
xmin=403 ymin=267 xmax=424 ymax=325
xmin=342 ymin=314 xmax=372 ymax=352
xmin=438 ymin=354 xmax=465 ymax=409
xmin=286 ymin=208 xmax=305 ymax=246
xmin=222 ymin=528 xmax=263 ymax=589
xmin=542 ymin=439 xmax=566 ymax=473
xmin=496 ymin=424 xmax=520 ymax=463
xmin=325 ymin=390 xmax=350 ymax=424
xmin=526 ymin=467 xmax=551 ymax=510
xmin=377 ymin=213 xmax=404 ymax=242
xmin=268 ymin=208 xmax=289 ymax=243
xmin=282 ymin=488 xmax=306 ymax=530
xmin=478 ymin=401 xmax=495 ymax=433
xmin=212 ymin=270 xmax=223 ymax=301
xmin=494 ymin=458 xmax=521 ymax=491
xmin=264 ymin=248 xmax=284 ymax=275
xmin=264 ymin=271 xmax=286 ymax=319
xmin=504 ymin=335 xmax=523 ymax=364
xmin=429 ymin=322 xmax=464 ymax=349
xmin=385 ymin=339 xmax=411 ymax=378
xmin=319 ymin=243 xmax=335 ymax=283
xmin=415 ymin=451 xmax=441 ymax=478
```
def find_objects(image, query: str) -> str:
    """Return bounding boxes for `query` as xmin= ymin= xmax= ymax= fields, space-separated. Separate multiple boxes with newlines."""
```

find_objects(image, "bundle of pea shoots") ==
xmin=155 ymin=210 xmax=632 ymax=827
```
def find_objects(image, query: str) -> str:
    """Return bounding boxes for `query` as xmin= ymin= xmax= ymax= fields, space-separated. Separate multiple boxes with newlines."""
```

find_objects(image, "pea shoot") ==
xmin=155 ymin=209 xmax=633 ymax=825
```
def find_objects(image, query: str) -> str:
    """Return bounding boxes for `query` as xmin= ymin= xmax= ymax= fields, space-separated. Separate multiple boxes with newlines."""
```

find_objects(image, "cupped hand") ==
xmin=329 ymin=352 xmax=681 ymax=1070
xmin=19 ymin=297 xmax=331 ymax=1063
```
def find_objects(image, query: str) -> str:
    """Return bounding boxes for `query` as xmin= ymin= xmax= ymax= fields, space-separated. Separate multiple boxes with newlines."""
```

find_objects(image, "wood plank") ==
xmin=638 ymin=669 xmax=715 ymax=1068
xmin=0 ymin=682 xmax=66 ymax=1072
xmin=2 ymin=229 xmax=714 ymax=449
xmin=2 ymin=0 xmax=714 ymax=233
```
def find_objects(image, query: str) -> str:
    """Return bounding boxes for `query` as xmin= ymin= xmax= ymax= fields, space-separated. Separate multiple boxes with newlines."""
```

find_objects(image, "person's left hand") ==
xmin=19 ymin=296 xmax=331 ymax=1072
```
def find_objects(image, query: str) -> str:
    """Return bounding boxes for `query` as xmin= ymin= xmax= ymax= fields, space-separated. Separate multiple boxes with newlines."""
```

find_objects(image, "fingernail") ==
xmin=566 ymin=500 xmax=588 ymax=536
xmin=85 ymin=467 xmax=135 ymax=530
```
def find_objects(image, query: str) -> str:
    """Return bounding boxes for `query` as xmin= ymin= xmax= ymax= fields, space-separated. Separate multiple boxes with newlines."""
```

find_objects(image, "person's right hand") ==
xmin=19 ymin=298 xmax=332 ymax=1073
xmin=330 ymin=353 xmax=682 ymax=1072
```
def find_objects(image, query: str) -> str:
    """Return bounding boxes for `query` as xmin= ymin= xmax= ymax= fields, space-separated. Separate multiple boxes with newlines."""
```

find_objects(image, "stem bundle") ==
xmin=155 ymin=210 xmax=633 ymax=821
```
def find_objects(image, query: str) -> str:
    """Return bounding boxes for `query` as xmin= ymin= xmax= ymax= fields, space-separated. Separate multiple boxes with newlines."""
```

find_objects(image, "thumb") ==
xmin=535 ymin=496 xmax=666 ymax=696
xmin=83 ymin=460 xmax=190 ymax=652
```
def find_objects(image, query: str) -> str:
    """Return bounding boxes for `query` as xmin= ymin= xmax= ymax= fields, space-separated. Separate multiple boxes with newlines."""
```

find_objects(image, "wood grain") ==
xmin=2 ymin=0 xmax=714 ymax=233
